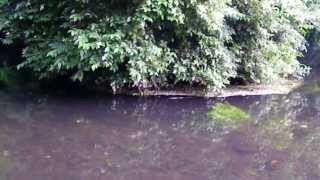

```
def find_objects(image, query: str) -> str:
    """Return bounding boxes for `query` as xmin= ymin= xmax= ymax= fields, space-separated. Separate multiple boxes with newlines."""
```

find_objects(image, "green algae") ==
xmin=208 ymin=103 xmax=251 ymax=129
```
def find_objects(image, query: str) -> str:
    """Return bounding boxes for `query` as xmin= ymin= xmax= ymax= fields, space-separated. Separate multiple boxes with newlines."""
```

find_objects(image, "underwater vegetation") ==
xmin=208 ymin=103 xmax=251 ymax=129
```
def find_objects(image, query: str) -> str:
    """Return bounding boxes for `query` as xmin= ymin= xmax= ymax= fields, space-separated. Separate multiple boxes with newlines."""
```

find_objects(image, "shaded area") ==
xmin=303 ymin=32 xmax=320 ymax=79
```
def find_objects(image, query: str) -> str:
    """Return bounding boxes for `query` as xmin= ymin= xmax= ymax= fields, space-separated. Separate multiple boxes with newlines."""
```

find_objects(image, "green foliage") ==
xmin=0 ymin=0 xmax=6 ymax=6
xmin=208 ymin=103 xmax=251 ymax=128
xmin=0 ymin=0 xmax=319 ymax=92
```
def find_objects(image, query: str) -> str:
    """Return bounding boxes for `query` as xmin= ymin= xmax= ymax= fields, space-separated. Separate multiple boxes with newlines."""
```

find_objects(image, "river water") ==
xmin=0 ymin=80 xmax=320 ymax=180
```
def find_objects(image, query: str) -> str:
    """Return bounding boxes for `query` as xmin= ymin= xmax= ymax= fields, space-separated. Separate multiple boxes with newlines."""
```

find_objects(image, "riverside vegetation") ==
xmin=0 ymin=0 xmax=319 ymax=92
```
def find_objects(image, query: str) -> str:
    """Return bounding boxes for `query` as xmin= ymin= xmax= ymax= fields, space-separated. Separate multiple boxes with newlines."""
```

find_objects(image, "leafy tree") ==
xmin=0 ymin=0 xmax=319 ymax=92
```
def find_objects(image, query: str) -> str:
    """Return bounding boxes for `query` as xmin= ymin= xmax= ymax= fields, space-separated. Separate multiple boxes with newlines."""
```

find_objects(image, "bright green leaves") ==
xmin=128 ymin=41 xmax=175 ymax=87
xmin=0 ymin=0 xmax=319 ymax=92
xmin=0 ymin=0 xmax=7 ymax=6
xmin=230 ymin=0 xmax=317 ymax=83
xmin=136 ymin=0 xmax=185 ymax=24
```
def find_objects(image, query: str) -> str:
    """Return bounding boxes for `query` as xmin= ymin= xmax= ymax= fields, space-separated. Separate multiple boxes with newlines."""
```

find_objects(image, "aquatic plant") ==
xmin=208 ymin=103 xmax=251 ymax=128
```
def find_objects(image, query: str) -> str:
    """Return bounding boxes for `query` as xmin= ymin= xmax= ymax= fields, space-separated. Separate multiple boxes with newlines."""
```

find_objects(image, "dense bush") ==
xmin=0 ymin=0 xmax=319 ymax=92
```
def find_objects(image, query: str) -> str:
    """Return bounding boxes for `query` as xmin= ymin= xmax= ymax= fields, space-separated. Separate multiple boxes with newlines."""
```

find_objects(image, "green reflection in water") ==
xmin=299 ymin=82 xmax=320 ymax=94
xmin=208 ymin=103 xmax=251 ymax=129
xmin=0 ymin=155 xmax=9 ymax=180
xmin=0 ymin=131 xmax=10 ymax=180
xmin=0 ymin=66 xmax=19 ymax=88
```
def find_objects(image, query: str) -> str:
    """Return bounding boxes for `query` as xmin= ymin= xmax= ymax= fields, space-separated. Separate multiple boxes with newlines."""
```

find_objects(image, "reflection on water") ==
xmin=0 ymin=82 xmax=320 ymax=180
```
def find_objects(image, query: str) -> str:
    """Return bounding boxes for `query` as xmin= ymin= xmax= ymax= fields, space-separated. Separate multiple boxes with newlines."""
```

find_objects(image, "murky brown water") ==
xmin=0 ymin=82 xmax=320 ymax=180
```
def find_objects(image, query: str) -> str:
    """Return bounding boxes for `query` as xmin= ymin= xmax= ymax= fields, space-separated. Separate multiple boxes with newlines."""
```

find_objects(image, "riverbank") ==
xmin=0 ymin=69 xmax=303 ymax=98
xmin=130 ymin=80 xmax=303 ymax=98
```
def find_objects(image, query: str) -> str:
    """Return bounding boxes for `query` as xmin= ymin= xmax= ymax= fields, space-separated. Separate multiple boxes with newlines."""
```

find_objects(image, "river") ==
xmin=0 ymin=79 xmax=320 ymax=180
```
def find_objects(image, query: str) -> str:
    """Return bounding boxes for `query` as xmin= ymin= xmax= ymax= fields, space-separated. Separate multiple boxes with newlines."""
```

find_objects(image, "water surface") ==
xmin=0 ymin=82 xmax=320 ymax=180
